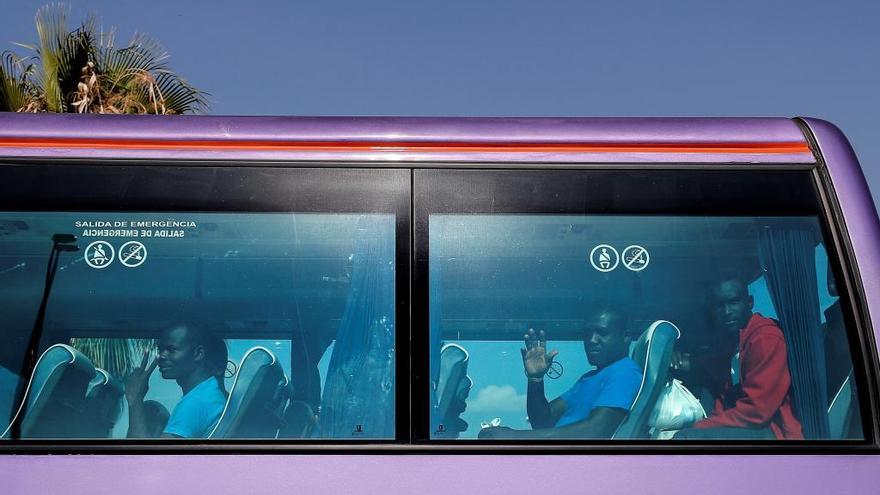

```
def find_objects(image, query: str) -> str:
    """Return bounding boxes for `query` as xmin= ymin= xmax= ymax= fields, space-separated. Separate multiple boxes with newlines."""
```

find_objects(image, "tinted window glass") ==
xmin=419 ymin=170 xmax=866 ymax=442
xmin=0 ymin=165 xmax=406 ymax=442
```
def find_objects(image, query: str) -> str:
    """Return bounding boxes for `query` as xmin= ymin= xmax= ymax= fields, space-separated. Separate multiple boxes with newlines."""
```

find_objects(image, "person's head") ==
xmin=583 ymin=303 xmax=632 ymax=369
xmin=156 ymin=324 xmax=228 ymax=383
xmin=709 ymin=275 xmax=754 ymax=336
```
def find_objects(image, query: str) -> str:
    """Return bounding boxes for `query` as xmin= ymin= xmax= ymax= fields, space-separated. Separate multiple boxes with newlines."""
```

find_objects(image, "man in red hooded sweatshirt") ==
xmin=675 ymin=276 xmax=803 ymax=440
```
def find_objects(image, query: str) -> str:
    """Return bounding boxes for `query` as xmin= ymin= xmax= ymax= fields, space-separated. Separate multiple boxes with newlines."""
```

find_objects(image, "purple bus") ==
xmin=0 ymin=114 xmax=877 ymax=493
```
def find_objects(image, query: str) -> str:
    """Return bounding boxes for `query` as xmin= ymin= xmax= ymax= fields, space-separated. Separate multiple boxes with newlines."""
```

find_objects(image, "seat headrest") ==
xmin=3 ymin=344 xmax=96 ymax=439
xmin=437 ymin=344 xmax=469 ymax=399
xmin=80 ymin=368 xmax=124 ymax=438
xmin=208 ymin=346 xmax=285 ymax=439
xmin=436 ymin=344 xmax=470 ymax=415
xmin=86 ymin=368 xmax=122 ymax=397
xmin=613 ymin=320 xmax=681 ymax=440
xmin=630 ymin=320 xmax=681 ymax=372
xmin=434 ymin=344 xmax=472 ymax=438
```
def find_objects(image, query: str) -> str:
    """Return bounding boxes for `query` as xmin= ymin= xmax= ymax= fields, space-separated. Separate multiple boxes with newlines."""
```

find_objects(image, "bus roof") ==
xmin=0 ymin=114 xmax=814 ymax=164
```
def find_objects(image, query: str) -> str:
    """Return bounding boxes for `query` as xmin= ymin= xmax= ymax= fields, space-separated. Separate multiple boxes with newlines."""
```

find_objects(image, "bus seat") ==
xmin=612 ymin=320 xmax=681 ymax=439
xmin=79 ymin=368 xmax=124 ymax=438
xmin=455 ymin=375 xmax=473 ymax=408
xmin=434 ymin=343 xmax=472 ymax=437
xmin=278 ymin=400 xmax=317 ymax=438
xmin=208 ymin=346 xmax=288 ymax=439
xmin=143 ymin=400 xmax=170 ymax=438
xmin=2 ymin=344 xmax=95 ymax=439
xmin=828 ymin=369 xmax=855 ymax=439
xmin=448 ymin=375 xmax=473 ymax=433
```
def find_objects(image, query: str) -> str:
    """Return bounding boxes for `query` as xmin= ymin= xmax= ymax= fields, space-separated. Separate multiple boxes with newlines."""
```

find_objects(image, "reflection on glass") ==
xmin=0 ymin=212 xmax=395 ymax=440
xmin=429 ymin=215 xmax=863 ymax=441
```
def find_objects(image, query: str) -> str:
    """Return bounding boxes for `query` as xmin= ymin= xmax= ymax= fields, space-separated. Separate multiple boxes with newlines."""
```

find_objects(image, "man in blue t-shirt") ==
xmin=480 ymin=305 xmax=642 ymax=439
xmin=125 ymin=324 xmax=228 ymax=438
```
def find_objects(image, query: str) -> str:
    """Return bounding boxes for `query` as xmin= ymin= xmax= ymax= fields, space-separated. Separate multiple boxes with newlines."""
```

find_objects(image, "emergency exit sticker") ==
xmin=622 ymin=245 xmax=650 ymax=271
xmin=119 ymin=241 xmax=147 ymax=268
xmin=76 ymin=218 xmax=197 ymax=269
xmin=84 ymin=241 xmax=114 ymax=269
xmin=75 ymin=219 xmax=198 ymax=239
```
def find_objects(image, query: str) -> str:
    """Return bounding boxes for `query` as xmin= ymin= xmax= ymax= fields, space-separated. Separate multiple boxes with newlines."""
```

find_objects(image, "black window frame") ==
xmin=0 ymin=160 xmax=411 ymax=451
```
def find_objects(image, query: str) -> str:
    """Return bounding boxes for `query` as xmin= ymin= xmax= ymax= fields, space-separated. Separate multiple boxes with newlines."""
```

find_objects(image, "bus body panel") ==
xmin=0 ymin=116 xmax=877 ymax=492
xmin=0 ymin=114 xmax=814 ymax=163
xmin=3 ymin=454 xmax=880 ymax=494
xmin=803 ymin=118 xmax=880 ymax=351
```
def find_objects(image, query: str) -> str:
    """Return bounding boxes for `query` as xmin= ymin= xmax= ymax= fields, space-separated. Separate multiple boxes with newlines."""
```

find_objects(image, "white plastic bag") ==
xmin=648 ymin=379 xmax=706 ymax=439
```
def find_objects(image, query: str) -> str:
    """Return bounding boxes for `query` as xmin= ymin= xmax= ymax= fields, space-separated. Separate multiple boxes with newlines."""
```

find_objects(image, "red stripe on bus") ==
xmin=0 ymin=137 xmax=812 ymax=154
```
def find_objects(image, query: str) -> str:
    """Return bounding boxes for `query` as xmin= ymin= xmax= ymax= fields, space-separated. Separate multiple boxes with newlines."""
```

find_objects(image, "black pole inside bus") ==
xmin=10 ymin=234 xmax=78 ymax=440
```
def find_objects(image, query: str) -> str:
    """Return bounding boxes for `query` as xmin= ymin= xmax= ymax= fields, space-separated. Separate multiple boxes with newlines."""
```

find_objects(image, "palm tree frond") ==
xmin=153 ymin=70 xmax=208 ymax=114
xmin=33 ymin=3 xmax=70 ymax=111
xmin=11 ymin=42 xmax=38 ymax=52
xmin=7 ymin=4 xmax=208 ymax=115
xmin=94 ymin=31 xmax=206 ymax=114
xmin=55 ymin=31 xmax=93 ymax=111
xmin=0 ymin=51 xmax=36 ymax=111
xmin=69 ymin=337 xmax=156 ymax=378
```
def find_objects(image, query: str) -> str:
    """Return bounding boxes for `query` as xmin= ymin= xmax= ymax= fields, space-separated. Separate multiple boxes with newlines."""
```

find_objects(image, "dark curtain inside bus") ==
xmin=320 ymin=216 xmax=395 ymax=438
xmin=758 ymin=222 xmax=830 ymax=439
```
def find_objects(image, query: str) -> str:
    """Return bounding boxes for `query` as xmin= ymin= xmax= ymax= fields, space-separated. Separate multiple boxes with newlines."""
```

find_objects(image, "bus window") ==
xmin=419 ymin=169 xmax=866 ymax=442
xmin=0 ymin=165 xmax=407 ymax=441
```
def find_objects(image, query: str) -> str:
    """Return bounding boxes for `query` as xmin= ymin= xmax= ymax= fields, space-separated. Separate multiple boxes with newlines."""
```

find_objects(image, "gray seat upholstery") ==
xmin=208 ymin=346 xmax=288 ymax=439
xmin=612 ymin=320 xmax=681 ymax=439
xmin=828 ymin=369 xmax=858 ymax=439
xmin=278 ymin=399 xmax=317 ymax=439
xmin=2 ymin=344 xmax=95 ymax=439
xmin=434 ymin=343 xmax=472 ymax=438
xmin=80 ymin=368 xmax=124 ymax=438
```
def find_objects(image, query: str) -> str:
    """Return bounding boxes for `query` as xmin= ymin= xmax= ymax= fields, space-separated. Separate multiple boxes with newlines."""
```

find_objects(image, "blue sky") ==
xmin=2 ymin=1 xmax=878 ymax=198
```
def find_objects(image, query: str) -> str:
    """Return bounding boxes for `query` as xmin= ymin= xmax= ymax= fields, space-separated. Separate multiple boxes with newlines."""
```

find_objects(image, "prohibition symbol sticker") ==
xmin=622 ymin=245 xmax=650 ymax=272
xmin=119 ymin=241 xmax=147 ymax=268
xmin=589 ymin=244 xmax=619 ymax=272
xmin=84 ymin=241 xmax=114 ymax=269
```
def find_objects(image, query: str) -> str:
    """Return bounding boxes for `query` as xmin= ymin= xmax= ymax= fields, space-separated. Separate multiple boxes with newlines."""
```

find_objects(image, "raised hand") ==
xmin=520 ymin=328 xmax=559 ymax=379
xmin=124 ymin=350 xmax=157 ymax=403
